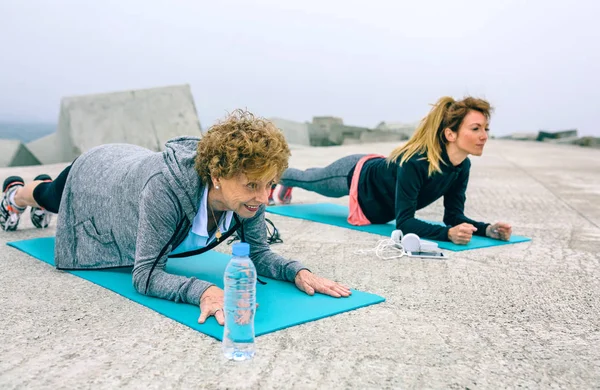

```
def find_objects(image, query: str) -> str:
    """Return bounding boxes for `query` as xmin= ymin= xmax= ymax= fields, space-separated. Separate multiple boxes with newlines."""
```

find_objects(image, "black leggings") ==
xmin=32 ymin=164 xmax=72 ymax=214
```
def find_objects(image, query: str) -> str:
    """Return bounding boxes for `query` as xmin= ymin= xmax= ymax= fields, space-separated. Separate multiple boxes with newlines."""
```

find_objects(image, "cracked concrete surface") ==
xmin=1 ymin=140 xmax=599 ymax=389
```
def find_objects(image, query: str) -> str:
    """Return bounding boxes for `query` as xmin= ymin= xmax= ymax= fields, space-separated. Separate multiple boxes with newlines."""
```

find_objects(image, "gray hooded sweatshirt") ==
xmin=54 ymin=137 xmax=306 ymax=305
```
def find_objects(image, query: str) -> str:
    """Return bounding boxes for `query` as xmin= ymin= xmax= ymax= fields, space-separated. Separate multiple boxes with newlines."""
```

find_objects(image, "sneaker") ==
xmin=30 ymin=174 xmax=53 ymax=229
xmin=268 ymin=185 xmax=276 ymax=206
xmin=277 ymin=185 xmax=293 ymax=205
xmin=1 ymin=176 xmax=26 ymax=231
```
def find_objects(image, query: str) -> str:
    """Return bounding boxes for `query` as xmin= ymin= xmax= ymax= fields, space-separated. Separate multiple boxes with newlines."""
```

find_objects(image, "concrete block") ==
xmin=0 ymin=139 xmax=41 ymax=168
xmin=28 ymin=84 xmax=202 ymax=163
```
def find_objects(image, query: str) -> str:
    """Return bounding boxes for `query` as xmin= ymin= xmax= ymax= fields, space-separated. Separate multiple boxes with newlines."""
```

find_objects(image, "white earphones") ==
xmin=355 ymin=230 xmax=407 ymax=260
xmin=355 ymin=229 xmax=441 ymax=260
xmin=390 ymin=230 xmax=420 ymax=251
xmin=400 ymin=233 xmax=421 ymax=252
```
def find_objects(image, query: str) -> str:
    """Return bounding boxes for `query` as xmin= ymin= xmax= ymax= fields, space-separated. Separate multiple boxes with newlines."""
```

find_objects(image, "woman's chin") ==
xmin=470 ymin=147 xmax=484 ymax=156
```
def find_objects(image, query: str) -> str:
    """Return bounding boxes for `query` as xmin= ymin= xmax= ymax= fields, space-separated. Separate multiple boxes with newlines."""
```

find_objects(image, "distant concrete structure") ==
xmin=313 ymin=118 xmax=407 ymax=146
xmin=269 ymin=117 xmax=311 ymax=146
xmin=358 ymin=129 xmax=407 ymax=144
xmin=499 ymin=132 xmax=538 ymax=141
xmin=574 ymin=136 xmax=600 ymax=148
xmin=0 ymin=140 xmax=41 ymax=168
xmin=375 ymin=121 xmax=418 ymax=139
xmin=310 ymin=116 xmax=344 ymax=146
xmin=312 ymin=116 xmax=344 ymax=132
xmin=270 ymin=115 xmax=411 ymax=146
xmin=27 ymin=84 xmax=202 ymax=164
xmin=537 ymin=129 xmax=578 ymax=143
xmin=328 ymin=124 xmax=371 ymax=145
xmin=27 ymin=133 xmax=62 ymax=166
xmin=495 ymin=128 xmax=600 ymax=149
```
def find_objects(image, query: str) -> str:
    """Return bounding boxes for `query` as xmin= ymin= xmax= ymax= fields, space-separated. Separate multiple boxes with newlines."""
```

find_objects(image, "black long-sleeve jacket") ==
xmin=349 ymin=147 xmax=489 ymax=241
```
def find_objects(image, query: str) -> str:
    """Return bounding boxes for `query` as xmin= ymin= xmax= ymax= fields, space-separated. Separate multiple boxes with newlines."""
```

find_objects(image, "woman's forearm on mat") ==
xmin=132 ymin=265 xmax=213 ymax=305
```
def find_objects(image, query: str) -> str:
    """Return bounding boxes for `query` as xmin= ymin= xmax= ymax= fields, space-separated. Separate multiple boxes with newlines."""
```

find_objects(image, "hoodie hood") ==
xmin=161 ymin=136 xmax=204 ymax=223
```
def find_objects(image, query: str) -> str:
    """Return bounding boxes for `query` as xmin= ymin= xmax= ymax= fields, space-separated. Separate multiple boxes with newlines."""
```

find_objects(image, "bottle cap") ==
xmin=232 ymin=242 xmax=250 ymax=257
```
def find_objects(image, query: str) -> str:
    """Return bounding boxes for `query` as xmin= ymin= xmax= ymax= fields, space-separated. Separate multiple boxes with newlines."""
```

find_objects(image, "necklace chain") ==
xmin=209 ymin=204 xmax=222 ymax=240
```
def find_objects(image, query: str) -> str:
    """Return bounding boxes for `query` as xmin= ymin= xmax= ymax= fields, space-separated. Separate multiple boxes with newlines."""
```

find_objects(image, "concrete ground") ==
xmin=1 ymin=140 xmax=599 ymax=389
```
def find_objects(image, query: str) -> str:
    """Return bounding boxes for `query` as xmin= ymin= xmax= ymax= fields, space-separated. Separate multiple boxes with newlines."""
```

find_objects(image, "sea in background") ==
xmin=0 ymin=121 xmax=56 ymax=143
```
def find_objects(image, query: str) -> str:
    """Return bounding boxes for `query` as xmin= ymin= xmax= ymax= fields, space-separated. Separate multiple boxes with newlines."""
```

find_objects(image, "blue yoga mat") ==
xmin=266 ymin=203 xmax=531 ymax=251
xmin=7 ymin=237 xmax=384 ymax=341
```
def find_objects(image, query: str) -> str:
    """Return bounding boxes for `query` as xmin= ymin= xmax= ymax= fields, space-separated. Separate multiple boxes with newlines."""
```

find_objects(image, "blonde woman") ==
xmin=273 ymin=96 xmax=512 ymax=245
xmin=1 ymin=110 xmax=350 ymax=325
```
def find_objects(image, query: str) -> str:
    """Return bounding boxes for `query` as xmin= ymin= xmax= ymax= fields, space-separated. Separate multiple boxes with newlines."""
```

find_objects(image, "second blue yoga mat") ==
xmin=7 ymin=237 xmax=385 ymax=341
xmin=266 ymin=203 xmax=530 ymax=251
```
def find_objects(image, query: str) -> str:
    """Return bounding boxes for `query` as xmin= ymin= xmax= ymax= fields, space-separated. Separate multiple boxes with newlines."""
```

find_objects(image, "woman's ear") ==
xmin=211 ymin=177 xmax=220 ymax=189
xmin=444 ymin=127 xmax=457 ymax=142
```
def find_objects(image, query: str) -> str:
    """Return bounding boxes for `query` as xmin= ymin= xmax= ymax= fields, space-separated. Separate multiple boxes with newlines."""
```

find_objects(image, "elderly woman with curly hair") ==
xmin=1 ymin=109 xmax=351 ymax=325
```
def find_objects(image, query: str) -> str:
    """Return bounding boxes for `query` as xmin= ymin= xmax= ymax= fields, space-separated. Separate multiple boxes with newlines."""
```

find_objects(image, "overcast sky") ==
xmin=1 ymin=0 xmax=599 ymax=136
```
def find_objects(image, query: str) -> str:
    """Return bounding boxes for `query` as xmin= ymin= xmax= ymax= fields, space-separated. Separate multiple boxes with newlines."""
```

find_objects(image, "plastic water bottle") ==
xmin=222 ymin=242 xmax=257 ymax=361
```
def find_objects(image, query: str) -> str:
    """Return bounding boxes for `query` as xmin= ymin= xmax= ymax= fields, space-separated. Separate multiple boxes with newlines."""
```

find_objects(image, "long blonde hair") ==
xmin=388 ymin=96 xmax=492 ymax=176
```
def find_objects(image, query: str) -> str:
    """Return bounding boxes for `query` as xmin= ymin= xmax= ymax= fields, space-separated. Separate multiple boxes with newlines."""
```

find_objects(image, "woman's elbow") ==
xmin=132 ymin=266 xmax=151 ymax=295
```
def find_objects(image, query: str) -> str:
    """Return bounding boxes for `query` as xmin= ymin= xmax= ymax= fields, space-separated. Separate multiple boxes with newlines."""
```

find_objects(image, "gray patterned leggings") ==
xmin=279 ymin=154 xmax=366 ymax=197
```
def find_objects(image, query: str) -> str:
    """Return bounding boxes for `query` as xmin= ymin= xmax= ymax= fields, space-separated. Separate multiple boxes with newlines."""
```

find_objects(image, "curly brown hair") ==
xmin=195 ymin=109 xmax=291 ymax=185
